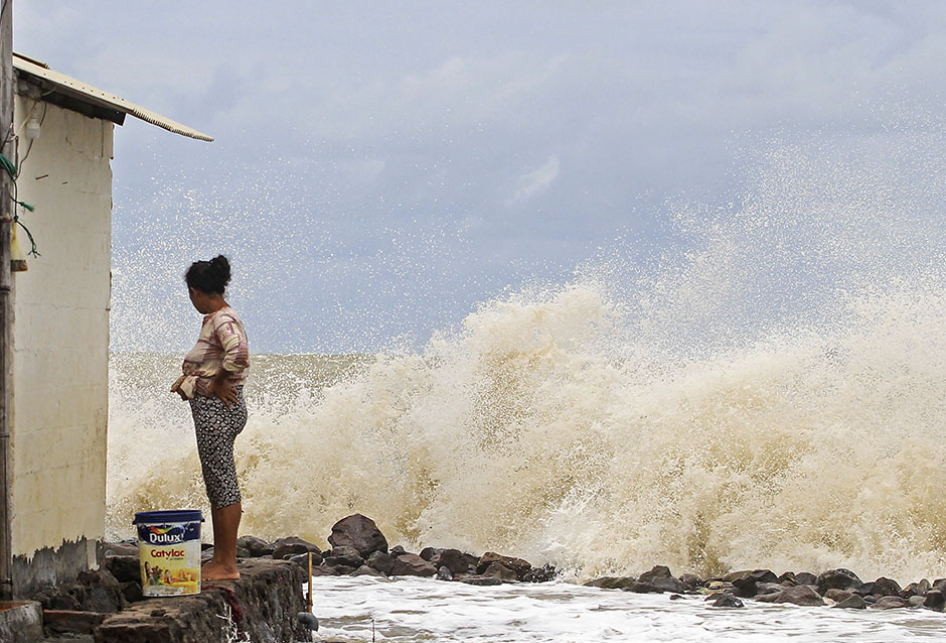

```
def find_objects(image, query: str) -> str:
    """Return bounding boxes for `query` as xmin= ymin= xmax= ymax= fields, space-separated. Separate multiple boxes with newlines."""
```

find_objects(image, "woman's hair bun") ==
xmin=185 ymin=254 xmax=232 ymax=295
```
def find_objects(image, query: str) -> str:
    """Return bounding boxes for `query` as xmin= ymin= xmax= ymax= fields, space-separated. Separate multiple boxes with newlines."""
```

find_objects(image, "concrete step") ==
xmin=0 ymin=600 xmax=43 ymax=643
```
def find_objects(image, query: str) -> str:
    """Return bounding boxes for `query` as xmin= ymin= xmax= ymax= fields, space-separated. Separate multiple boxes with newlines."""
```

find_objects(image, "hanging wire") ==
xmin=0 ymin=151 xmax=40 ymax=257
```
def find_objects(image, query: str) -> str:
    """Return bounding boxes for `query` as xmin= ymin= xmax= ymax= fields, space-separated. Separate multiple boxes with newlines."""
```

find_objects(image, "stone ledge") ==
xmin=0 ymin=600 xmax=43 ymax=643
xmin=96 ymin=559 xmax=308 ymax=643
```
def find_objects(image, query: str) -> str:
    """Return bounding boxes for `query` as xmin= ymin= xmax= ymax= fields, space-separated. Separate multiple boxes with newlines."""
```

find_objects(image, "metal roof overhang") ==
xmin=13 ymin=53 xmax=213 ymax=142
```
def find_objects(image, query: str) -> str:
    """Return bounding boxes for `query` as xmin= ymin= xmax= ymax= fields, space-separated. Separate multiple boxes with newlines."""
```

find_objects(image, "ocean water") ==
xmin=107 ymin=132 xmax=946 ymax=639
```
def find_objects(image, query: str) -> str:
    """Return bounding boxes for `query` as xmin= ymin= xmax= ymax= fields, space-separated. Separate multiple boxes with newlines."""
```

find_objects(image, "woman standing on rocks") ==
xmin=171 ymin=255 xmax=250 ymax=581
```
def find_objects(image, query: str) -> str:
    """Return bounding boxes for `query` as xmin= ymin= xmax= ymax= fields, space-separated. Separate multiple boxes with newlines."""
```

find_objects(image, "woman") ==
xmin=171 ymin=255 xmax=250 ymax=581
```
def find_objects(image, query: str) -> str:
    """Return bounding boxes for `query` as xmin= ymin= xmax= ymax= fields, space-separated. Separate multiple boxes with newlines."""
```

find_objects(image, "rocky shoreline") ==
xmin=26 ymin=512 xmax=946 ymax=639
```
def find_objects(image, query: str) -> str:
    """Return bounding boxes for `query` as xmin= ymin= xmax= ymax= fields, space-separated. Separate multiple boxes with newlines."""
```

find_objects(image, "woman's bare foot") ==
xmin=201 ymin=559 xmax=240 ymax=581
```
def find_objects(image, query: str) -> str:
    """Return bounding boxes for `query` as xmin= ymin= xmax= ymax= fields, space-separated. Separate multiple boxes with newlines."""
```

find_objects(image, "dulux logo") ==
xmin=147 ymin=525 xmax=185 ymax=544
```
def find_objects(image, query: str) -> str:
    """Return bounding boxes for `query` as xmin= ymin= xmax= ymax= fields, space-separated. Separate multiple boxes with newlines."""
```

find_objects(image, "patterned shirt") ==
xmin=171 ymin=306 xmax=250 ymax=399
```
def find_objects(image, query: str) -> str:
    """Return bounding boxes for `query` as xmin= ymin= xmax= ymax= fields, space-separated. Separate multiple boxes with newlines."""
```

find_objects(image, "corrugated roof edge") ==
xmin=13 ymin=52 xmax=214 ymax=142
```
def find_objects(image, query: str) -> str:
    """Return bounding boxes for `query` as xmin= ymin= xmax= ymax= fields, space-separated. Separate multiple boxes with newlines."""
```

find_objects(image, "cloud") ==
xmin=510 ymin=155 xmax=560 ymax=204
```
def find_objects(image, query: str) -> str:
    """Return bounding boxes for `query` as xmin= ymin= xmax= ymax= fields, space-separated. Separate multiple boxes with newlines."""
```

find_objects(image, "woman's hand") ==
xmin=208 ymin=378 xmax=239 ymax=408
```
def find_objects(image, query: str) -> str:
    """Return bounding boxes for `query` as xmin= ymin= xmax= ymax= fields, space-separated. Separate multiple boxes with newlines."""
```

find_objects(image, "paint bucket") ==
xmin=133 ymin=510 xmax=203 ymax=597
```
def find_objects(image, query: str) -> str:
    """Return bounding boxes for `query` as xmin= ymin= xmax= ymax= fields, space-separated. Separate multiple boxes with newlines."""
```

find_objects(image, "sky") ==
xmin=13 ymin=1 xmax=946 ymax=353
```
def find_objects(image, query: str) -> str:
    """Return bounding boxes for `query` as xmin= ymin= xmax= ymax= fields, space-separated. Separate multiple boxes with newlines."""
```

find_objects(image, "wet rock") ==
xmin=331 ymin=564 xmax=359 ymax=576
xmin=585 ymin=576 xmax=638 ymax=590
xmin=477 ymin=552 xmax=532 ymax=579
xmin=44 ymin=610 xmax=107 ymax=636
xmin=391 ymin=554 xmax=437 ymax=577
xmin=523 ymin=564 xmax=557 ymax=583
xmin=834 ymin=594 xmax=867 ymax=609
xmin=871 ymin=596 xmax=909 ymax=610
xmin=794 ymin=572 xmax=817 ymax=586
xmin=756 ymin=582 xmax=784 ymax=596
xmin=460 ymin=576 xmax=503 ymax=586
xmin=729 ymin=570 xmax=779 ymax=598
xmin=483 ymin=562 xmax=518 ymax=582
xmin=902 ymin=579 xmax=931 ymax=598
xmin=235 ymin=545 xmax=252 ymax=558
xmin=328 ymin=514 xmax=389 ymax=558
xmin=624 ymin=582 xmax=668 ymax=594
xmin=871 ymin=577 xmax=901 ymax=597
xmin=390 ymin=545 xmax=407 ymax=557
xmin=420 ymin=547 xmax=441 ymax=561
xmin=640 ymin=565 xmax=673 ymax=583
xmin=323 ymin=546 xmax=365 ymax=568
xmin=237 ymin=535 xmax=275 ymax=557
xmin=708 ymin=594 xmax=744 ymax=608
xmin=310 ymin=565 xmax=340 ymax=577
xmin=103 ymin=554 xmax=140 ymax=584
xmin=437 ymin=566 xmax=453 ymax=581
xmin=816 ymin=568 xmax=862 ymax=595
xmin=772 ymin=585 xmax=825 ymax=607
xmin=679 ymin=573 xmax=703 ymax=590
xmin=825 ymin=589 xmax=853 ymax=603
xmin=367 ymin=551 xmax=396 ymax=575
xmin=272 ymin=536 xmax=322 ymax=561
xmin=705 ymin=580 xmax=734 ymax=593
xmin=351 ymin=565 xmax=384 ymax=577
xmin=288 ymin=552 xmax=325 ymax=570
xmin=908 ymin=595 xmax=926 ymax=607
xmin=430 ymin=549 xmax=470 ymax=576
xmin=778 ymin=572 xmax=797 ymax=585
xmin=923 ymin=590 xmax=945 ymax=611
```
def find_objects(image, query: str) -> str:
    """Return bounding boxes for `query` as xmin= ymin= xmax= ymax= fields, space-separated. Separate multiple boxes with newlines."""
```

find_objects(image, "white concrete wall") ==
xmin=10 ymin=94 xmax=112 ymax=565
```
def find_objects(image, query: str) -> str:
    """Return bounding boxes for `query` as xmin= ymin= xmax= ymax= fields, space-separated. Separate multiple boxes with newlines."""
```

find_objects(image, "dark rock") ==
xmin=44 ymin=610 xmax=107 ymax=635
xmin=778 ymin=572 xmax=797 ymax=585
xmin=430 ymin=549 xmax=470 ymax=576
xmin=623 ymin=582 xmax=667 ymax=594
xmin=366 ymin=551 xmax=396 ymax=575
xmin=756 ymin=582 xmax=784 ymax=596
xmin=272 ymin=536 xmax=322 ymax=561
xmin=120 ymin=580 xmax=143 ymax=604
xmin=391 ymin=554 xmax=437 ymax=577
xmin=477 ymin=552 xmax=531 ymax=579
xmin=330 ymin=564 xmax=359 ymax=576
xmin=923 ymin=590 xmax=945 ymax=611
xmin=310 ymin=566 xmax=340 ymax=577
xmin=323 ymin=546 xmax=365 ymax=568
xmin=679 ymin=573 xmax=703 ymax=590
xmin=288 ymin=552 xmax=325 ymax=570
xmin=420 ymin=547 xmax=441 ymax=561
xmin=102 ymin=541 xmax=140 ymax=557
xmin=483 ymin=562 xmax=518 ymax=582
xmin=872 ymin=577 xmax=902 ymax=597
xmin=297 ymin=612 xmax=320 ymax=632
xmin=236 ymin=535 xmax=275 ymax=557
xmin=584 ymin=576 xmax=638 ymax=590
xmin=669 ymin=594 xmax=684 ymax=600
xmin=103 ymin=555 xmax=140 ymax=584
xmin=872 ymin=596 xmax=909 ymax=610
xmin=932 ymin=578 xmax=946 ymax=593
xmin=390 ymin=545 xmax=407 ymax=557
xmin=730 ymin=570 xmax=779 ymax=598
xmin=351 ymin=565 xmax=384 ymax=577
xmin=437 ymin=566 xmax=453 ymax=581
xmin=816 ymin=568 xmax=862 ymax=595
xmin=235 ymin=545 xmax=252 ymax=559
xmin=328 ymin=514 xmax=389 ymax=558
xmin=794 ymin=572 xmax=817 ymax=586
xmin=825 ymin=589 xmax=853 ymax=603
xmin=834 ymin=594 xmax=867 ymax=609
xmin=709 ymin=594 xmax=744 ymax=608
xmin=640 ymin=565 xmax=673 ymax=583
xmin=523 ymin=564 xmax=556 ymax=583
xmin=902 ymin=579 xmax=931 ymax=598
xmin=773 ymin=585 xmax=825 ymax=607
xmin=853 ymin=582 xmax=876 ymax=597
xmin=460 ymin=576 xmax=503 ymax=586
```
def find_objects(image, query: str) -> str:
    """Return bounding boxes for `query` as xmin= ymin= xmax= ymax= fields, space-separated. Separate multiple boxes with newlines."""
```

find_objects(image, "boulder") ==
xmin=430 ymin=549 xmax=471 ymax=576
xmin=624 ymin=582 xmax=670 ymax=594
xmin=103 ymin=555 xmax=141 ymax=584
xmin=288 ymin=553 xmax=324 ymax=570
xmin=773 ymin=585 xmax=825 ymax=607
xmin=328 ymin=514 xmax=388 ymax=558
xmin=236 ymin=535 xmax=275 ymax=557
xmin=679 ymin=573 xmax=704 ymax=590
xmin=584 ymin=576 xmax=638 ymax=590
xmin=523 ymin=565 xmax=556 ymax=583
xmin=871 ymin=577 xmax=901 ymax=597
xmin=871 ymin=596 xmax=909 ymax=610
xmin=708 ymin=594 xmax=744 ymax=608
xmin=908 ymin=595 xmax=926 ymax=607
xmin=390 ymin=545 xmax=407 ymax=557
xmin=477 ymin=552 xmax=531 ymax=579
xmin=367 ymin=551 xmax=396 ymax=575
xmin=816 ymin=569 xmax=862 ymax=595
xmin=794 ymin=572 xmax=817 ymax=586
xmin=778 ymin=572 xmax=797 ymax=585
xmin=420 ymin=547 xmax=441 ymax=561
xmin=272 ymin=537 xmax=322 ymax=561
xmin=834 ymin=594 xmax=867 ymax=609
xmin=824 ymin=589 xmax=853 ymax=603
xmin=640 ymin=565 xmax=673 ymax=583
xmin=391 ymin=554 xmax=437 ymax=577
xmin=730 ymin=570 xmax=779 ymax=598
xmin=351 ymin=565 xmax=384 ymax=577
xmin=923 ymin=590 xmax=945 ymax=611
xmin=310 ymin=566 xmax=340 ymax=577
xmin=437 ymin=566 xmax=453 ymax=581
xmin=482 ymin=562 xmax=518 ymax=582
xmin=323 ymin=546 xmax=365 ymax=568
xmin=902 ymin=579 xmax=931 ymax=598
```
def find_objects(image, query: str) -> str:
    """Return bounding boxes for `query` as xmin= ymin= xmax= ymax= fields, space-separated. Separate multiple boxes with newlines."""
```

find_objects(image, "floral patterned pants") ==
xmin=189 ymin=388 xmax=247 ymax=508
